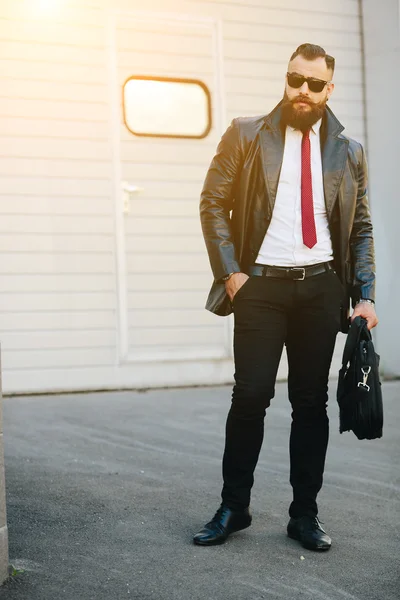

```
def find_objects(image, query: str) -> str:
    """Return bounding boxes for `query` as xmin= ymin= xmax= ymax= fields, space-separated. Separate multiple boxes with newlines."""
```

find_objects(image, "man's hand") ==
xmin=351 ymin=302 xmax=378 ymax=330
xmin=225 ymin=272 xmax=249 ymax=302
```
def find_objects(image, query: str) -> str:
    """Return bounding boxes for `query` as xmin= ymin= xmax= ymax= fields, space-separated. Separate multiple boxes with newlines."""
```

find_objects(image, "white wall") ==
xmin=0 ymin=0 xmax=365 ymax=393
xmin=361 ymin=0 xmax=400 ymax=376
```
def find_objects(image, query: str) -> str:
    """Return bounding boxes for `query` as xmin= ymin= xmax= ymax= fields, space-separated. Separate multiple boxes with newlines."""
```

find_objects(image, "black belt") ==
xmin=248 ymin=261 xmax=333 ymax=281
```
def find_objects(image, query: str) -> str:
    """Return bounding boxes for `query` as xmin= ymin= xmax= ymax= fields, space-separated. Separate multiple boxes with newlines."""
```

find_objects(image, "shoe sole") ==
xmin=287 ymin=529 xmax=331 ymax=552
xmin=193 ymin=519 xmax=252 ymax=546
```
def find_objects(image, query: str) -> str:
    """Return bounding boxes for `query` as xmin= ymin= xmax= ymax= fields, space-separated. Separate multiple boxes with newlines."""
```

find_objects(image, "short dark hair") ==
xmin=290 ymin=43 xmax=335 ymax=73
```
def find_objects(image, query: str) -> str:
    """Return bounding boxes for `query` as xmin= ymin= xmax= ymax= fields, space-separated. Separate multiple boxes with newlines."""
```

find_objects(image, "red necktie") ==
xmin=301 ymin=130 xmax=317 ymax=249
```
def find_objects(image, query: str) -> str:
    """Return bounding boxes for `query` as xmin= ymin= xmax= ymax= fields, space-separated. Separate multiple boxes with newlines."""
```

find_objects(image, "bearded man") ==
xmin=195 ymin=43 xmax=378 ymax=551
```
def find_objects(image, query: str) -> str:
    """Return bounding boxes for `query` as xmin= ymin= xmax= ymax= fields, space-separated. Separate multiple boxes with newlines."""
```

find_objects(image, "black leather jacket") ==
xmin=200 ymin=102 xmax=376 ymax=332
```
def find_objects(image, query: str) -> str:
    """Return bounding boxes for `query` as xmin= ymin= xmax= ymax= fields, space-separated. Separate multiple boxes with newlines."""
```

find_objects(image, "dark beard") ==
xmin=281 ymin=92 xmax=326 ymax=130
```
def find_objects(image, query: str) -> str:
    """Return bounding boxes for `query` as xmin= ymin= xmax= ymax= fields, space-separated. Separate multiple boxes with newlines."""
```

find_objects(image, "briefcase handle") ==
xmin=341 ymin=316 xmax=370 ymax=368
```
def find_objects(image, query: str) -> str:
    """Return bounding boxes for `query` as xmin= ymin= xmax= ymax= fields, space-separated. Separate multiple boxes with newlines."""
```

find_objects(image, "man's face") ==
xmin=282 ymin=55 xmax=335 ymax=129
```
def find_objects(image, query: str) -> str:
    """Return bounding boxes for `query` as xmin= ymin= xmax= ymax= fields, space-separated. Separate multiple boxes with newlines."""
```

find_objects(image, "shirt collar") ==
xmin=288 ymin=118 xmax=322 ymax=135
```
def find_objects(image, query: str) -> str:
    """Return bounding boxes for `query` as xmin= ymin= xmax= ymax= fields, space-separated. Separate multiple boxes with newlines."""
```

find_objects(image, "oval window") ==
xmin=123 ymin=76 xmax=212 ymax=139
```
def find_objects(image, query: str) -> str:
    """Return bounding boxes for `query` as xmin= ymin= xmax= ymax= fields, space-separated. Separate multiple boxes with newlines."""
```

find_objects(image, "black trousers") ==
xmin=221 ymin=267 xmax=344 ymax=518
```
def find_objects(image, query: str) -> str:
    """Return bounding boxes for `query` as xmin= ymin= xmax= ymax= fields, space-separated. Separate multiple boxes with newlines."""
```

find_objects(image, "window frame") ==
xmin=122 ymin=75 xmax=212 ymax=140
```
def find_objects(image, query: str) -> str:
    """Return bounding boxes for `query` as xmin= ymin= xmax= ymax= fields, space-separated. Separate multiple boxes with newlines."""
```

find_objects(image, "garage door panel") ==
xmin=0 ymin=310 xmax=115 ymax=331
xmin=126 ymin=235 xmax=205 ymax=253
xmin=128 ymin=308 xmax=216 ymax=328
xmin=127 ymin=253 xmax=209 ymax=274
xmin=125 ymin=216 xmax=202 ymax=236
xmin=2 ymin=348 xmax=115 ymax=371
xmin=118 ymin=52 xmax=213 ymax=76
xmin=128 ymin=290 xmax=204 ymax=311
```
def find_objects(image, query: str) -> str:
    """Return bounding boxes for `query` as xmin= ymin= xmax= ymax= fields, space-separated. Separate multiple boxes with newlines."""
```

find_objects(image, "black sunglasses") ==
xmin=286 ymin=72 xmax=331 ymax=93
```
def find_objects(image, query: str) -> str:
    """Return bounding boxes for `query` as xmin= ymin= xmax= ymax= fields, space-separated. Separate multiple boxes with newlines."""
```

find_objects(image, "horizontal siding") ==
xmin=127 ymin=254 xmax=209 ymax=274
xmin=0 ymin=137 xmax=111 ymax=160
xmin=0 ymin=310 xmax=115 ymax=331
xmin=0 ymin=159 xmax=112 ymax=179
xmin=125 ymin=217 xmax=201 ymax=236
xmin=1 ymin=274 xmax=115 ymax=293
xmin=0 ymin=117 xmax=108 ymax=140
xmin=122 ymin=164 xmax=207 ymax=182
xmin=223 ymin=22 xmax=361 ymax=50
xmin=126 ymin=235 xmax=205 ymax=252
xmin=4 ymin=327 xmax=222 ymax=352
xmin=2 ymin=79 xmax=108 ymax=104
xmin=2 ymin=348 xmax=116 ymax=371
xmin=1 ymin=330 xmax=116 ymax=351
xmin=118 ymin=52 xmax=213 ymax=77
xmin=128 ymin=290 xmax=208 ymax=310
xmin=128 ymin=308 xmax=216 ymax=328
xmin=0 ymin=0 xmax=113 ymax=381
xmin=121 ymin=122 xmax=218 ymax=143
xmin=0 ymin=215 xmax=112 ymax=234
xmin=115 ymin=180 xmax=202 ymax=200
xmin=0 ymin=0 xmax=365 ymax=391
xmin=0 ymin=98 xmax=108 ymax=122
xmin=128 ymin=326 xmax=224 ymax=347
xmin=128 ymin=200 xmax=199 ymax=221
xmin=127 ymin=273 xmax=211 ymax=292
xmin=0 ymin=40 xmax=104 ymax=66
xmin=0 ymin=59 xmax=107 ymax=85
xmin=0 ymin=234 xmax=113 ymax=253
xmin=0 ymin=2 xmax=105 ymax=26
xmin=121 ymin=141 xmax=216 ymax=165
xmin=0 ymin=177 xmax=111 ymax=197
xmin=0 ymin=293 xmax=116 ymax=312
xmin=187 ymin=1 xmax=359 ymax=28
xmin=0 ymin=19 xmax=105 ymax=47
xmin=117 ymin=30 xmax=212 ymax=56
xmin=0 ymin=270 xmax=215 ymax=298
xmin=0 ymin=196 xmax=111 ymax=214
xmin=0 ymin=253 xmax=114 ymax=274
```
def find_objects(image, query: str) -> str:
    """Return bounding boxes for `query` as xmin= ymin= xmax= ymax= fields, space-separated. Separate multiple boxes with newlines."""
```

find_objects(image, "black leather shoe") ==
xmin=193 ymin=504 xmax=252 ymax=546
xmin=287 ymin=516 xmax=332 ymax=551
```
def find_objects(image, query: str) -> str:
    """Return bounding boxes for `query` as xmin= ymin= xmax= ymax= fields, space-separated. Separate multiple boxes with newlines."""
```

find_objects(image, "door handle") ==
xmin=121 ymin=181 xmax=144 ymax=214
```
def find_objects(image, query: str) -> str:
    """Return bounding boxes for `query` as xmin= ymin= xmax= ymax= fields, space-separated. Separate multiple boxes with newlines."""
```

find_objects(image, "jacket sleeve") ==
xmin=349 ymin=144 xmax=376 ymax=306
xmin=200 ymin=118 xmax=243 ymax=282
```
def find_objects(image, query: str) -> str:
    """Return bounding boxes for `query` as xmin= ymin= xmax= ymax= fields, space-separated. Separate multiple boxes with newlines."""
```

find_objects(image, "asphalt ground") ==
xmin=1 ymin=381 xmax=399 ymax=600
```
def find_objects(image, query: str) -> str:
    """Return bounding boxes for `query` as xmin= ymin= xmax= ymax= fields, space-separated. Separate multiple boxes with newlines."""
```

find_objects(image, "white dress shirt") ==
xmin=256 ymin=119 xmax=333 ymax=267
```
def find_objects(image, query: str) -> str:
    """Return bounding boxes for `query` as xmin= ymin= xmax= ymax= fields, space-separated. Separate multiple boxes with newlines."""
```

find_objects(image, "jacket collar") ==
xmin=262 ymin=101 xmax=345 ymax=137
xmin=259 ymin=102 xmax=348 ymax=219
xmin=320 ymin=106 xmax=349 ymax=218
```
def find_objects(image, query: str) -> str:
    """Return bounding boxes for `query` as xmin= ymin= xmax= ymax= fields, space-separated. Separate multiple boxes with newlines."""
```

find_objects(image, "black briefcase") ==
xmin=337 ymin=316 xmax=383 ymax=440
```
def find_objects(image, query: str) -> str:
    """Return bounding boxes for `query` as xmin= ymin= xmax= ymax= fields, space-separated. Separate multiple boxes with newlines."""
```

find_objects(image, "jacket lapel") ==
xmin=321 ymin=107 xmax=349 ymax=219
xmin=258 ymin=104 xmax=285 ymax=216
xmin=258 ymin=104 xmax=349 ymax=220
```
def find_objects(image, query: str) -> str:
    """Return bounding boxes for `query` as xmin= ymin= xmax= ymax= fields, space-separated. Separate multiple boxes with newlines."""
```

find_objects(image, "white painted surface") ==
xmin=0 ymin=0 xmax=361 ymax=392
xmin=362 ymin=0 xmax=400 ymax=376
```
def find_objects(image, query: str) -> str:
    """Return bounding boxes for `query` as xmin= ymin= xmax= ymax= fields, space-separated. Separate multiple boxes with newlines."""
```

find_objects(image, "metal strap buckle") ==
xmin=357 ymin=366 xmax=372 ymax=392
xmin=291 ymin=268 xmax=306 ymax=281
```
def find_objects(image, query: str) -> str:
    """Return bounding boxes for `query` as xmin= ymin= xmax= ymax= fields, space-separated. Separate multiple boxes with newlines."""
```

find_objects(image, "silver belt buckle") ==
xmin=292 ymin=267 xmax=306 ymax=281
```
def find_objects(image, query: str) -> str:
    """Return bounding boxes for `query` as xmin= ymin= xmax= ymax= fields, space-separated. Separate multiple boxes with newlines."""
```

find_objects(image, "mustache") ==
xmin=291 ymin=96 xmax=313 ymax=105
